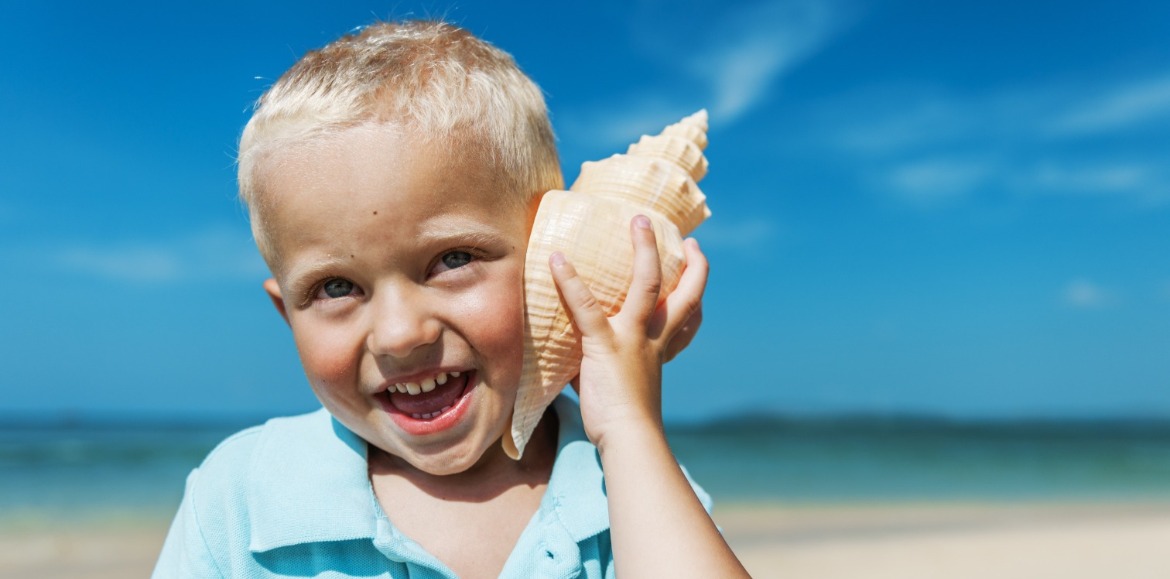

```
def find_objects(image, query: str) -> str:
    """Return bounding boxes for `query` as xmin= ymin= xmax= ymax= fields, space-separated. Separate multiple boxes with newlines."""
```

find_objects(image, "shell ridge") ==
xmin=511 ymin=111 xmax=711 ymax=458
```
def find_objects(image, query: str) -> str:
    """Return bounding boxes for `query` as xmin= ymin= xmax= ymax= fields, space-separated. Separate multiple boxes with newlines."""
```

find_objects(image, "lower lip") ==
xmin=378 ymin=372 xmax=476 ymax=436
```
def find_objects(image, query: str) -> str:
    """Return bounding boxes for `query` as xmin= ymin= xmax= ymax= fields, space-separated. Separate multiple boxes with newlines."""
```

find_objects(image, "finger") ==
xmin=659 ymin=238 xmax=709 ymax=339
xmin=664 ymin=303 xmax=702 ymax=362
xmin=620 ymin=214 xmax=663 ymax=325
xmin=549 ymin=251 xmax=614 ymax=339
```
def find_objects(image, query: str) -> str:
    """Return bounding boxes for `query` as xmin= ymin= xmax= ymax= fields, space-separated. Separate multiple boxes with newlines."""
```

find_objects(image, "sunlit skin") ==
xmin=259 ymin=125 xmax=542 ymax=475
xmin=550 ymin=222 xmax=748 ymax=577
xmin=254 ymin=122 xmax=746 ymax=577
xmin=257 ymin=124 xmax=561 ymax=577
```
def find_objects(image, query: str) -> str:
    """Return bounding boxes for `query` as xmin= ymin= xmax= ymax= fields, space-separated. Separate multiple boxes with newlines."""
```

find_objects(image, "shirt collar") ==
xmin=245 ymin=395 xmax=611 ymax=552
xmin=543 ymin=395 xmax=612 ymax=543
xmin=247 ymin=408 xmax=377 ymax=552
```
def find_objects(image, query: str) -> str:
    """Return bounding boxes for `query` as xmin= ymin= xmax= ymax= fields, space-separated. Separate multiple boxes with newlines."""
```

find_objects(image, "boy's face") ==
xmin=258 ymin=125 xmax=532 ymax=475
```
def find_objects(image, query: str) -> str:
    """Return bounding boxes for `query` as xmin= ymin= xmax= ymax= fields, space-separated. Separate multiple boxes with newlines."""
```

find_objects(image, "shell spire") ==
xmin=506 ymin=110 xmax=712 ymax=459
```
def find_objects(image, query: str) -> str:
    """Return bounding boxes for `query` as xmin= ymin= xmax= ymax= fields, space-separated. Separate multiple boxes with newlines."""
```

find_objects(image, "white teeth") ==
xmin=411 ymin=409 xmax=445 ymax=420
xmin=391 ymin=370 xmax=462 ymax=396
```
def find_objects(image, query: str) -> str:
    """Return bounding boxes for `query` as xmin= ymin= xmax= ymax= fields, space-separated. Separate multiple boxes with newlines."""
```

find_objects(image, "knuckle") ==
xmin=577 ymin=291 xmax=600 ymax=312
xmin=690 ymin=295 xmax=703 ymax=313
xmin=687 ymin=298 xmax=703 ymax=320
xmin=640 ymin=278 xmax=662 ymax=297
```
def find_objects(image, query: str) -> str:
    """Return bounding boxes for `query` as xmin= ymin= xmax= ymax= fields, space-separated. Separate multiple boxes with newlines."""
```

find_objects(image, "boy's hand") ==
xmin=549 ymin=214 xmax=708 ymax=451
xmin=551 ymin=217 xmax=747 ymax=577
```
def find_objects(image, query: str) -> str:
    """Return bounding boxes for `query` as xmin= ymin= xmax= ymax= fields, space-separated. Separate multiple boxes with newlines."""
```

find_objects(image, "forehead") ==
xmin=257 ymin=125 xmax=527 ymax=256
xmin=256 ymin=123 xmax=531 ymax=273
xmin=264 ymin=125 xmax=507 ymax=206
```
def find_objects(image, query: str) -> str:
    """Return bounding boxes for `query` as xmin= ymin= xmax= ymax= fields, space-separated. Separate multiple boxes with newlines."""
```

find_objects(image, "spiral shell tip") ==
xmin=682 ymin=109 xmax=709 ymax=130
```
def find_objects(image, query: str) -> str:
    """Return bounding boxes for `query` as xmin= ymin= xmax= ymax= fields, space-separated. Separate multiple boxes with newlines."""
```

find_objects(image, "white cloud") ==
xmin=56 ymin=246 xmax=184 ymax=282
xmin=1021 ymin=163 xmax=1155 ymax=196
xmin=880 ymin=158 xmax=1166 ymax=206
xmin=1048 ymin=76 xmax=1170 ymax=136
xmin=817 ymin=71 xmax=1170 ymax=206
xmin=692 ymin=217 xmax=776 ymax=249
xmin=49 ymin=226 xmax=267 ymax=283
xmin=556 ymin=97 xmax=699 ymax=155
xmin=825 ymin=85 xmax=1058 ymax=156
xmin=884 ymin=158 xmax=993 ymax=204
xmin=563 ymin=0 xmax=851 ymax=150
xmin=686 ymin=0 xmax=847 ymax=123
xmin=834 ymin=96 xmax=976 ymax=154
xmin=1061 ymin=278 xmax=1113 ymax=309
xmin=826 ymin=72 xmax=1170 ymax=155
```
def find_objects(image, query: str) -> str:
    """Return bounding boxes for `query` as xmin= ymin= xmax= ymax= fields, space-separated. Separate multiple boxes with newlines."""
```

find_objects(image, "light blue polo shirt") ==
xmin=153 ymin=395 xmax=711 ymax=578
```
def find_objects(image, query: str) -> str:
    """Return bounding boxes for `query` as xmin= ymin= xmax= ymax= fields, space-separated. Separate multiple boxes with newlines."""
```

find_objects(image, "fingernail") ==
xmin=550 ymin=251 xmax=566 ymax=266
xmin=634 ymin=215 xmax=651 ymax=229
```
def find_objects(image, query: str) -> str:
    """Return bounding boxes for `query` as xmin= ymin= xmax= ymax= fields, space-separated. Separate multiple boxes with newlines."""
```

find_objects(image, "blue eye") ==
xmin=321 ymin=278 xmax=356 ymax=299
xmin=441 ymin=251 xmax=473 ymax=270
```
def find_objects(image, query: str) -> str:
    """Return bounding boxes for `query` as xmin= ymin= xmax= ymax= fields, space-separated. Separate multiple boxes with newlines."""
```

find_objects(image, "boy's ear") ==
xmin=263 ymin=278 xmax=290 ymax=325
xmin=525 ymin=192 xmax=544 ymax=232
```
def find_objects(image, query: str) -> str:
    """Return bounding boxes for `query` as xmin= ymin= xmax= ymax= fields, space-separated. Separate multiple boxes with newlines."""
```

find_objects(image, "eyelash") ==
xmin=433 ymin=249 xmax=480 ymax=274
xmin=307 ymin=249 xmax=485 ymax=304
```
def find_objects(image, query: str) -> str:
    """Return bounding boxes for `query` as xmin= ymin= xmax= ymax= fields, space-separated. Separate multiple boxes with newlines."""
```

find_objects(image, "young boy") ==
xmin=154 ymin=20 xmax=747 ymax=578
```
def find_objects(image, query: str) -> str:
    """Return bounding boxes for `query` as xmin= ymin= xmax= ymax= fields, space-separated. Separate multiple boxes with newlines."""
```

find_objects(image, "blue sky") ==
xmin=2 ymin=0 xmax=1168 ymax=421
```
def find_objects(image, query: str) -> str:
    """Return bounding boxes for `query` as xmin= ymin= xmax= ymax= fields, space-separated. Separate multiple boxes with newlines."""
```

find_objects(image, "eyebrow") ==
xmin=280 ymin=256 xmax=351 ymax=299
xmin=414 ymin=220 xmax=512 ymax=248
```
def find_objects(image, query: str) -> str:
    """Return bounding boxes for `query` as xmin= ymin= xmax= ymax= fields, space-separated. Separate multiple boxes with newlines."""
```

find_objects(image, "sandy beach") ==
xmin=3 ymin=500 xmax=1169 ymax=578
xmin=721 ymin=501 xmax=1170 ymax=579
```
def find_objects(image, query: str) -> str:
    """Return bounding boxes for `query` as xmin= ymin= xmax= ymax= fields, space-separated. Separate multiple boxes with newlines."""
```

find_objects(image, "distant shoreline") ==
xmin=4 ymin=411 xmax=1170 ymax=433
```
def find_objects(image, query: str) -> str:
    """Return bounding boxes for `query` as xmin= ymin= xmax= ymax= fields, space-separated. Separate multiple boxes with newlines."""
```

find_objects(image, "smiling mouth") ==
xmin=383 ymin=371 xmax=473 ymax=420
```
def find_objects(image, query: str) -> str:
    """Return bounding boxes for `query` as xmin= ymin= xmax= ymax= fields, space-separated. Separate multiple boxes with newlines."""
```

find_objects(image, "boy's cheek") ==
xmin=291 ymin=324 xmax=359 ymax=386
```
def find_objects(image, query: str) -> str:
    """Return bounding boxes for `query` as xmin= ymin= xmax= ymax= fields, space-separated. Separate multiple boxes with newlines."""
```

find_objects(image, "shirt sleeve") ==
xmin=152 ymin=469 xmax=226 ymax=579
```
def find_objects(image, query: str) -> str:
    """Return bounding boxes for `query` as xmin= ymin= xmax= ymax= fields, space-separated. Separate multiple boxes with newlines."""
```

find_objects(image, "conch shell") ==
xmin=506 ymin=110 xmax=711 ymax=458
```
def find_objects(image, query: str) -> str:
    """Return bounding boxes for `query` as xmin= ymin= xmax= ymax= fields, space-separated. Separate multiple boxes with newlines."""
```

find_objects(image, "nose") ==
xmin=366 ymin=285 xmax=442 ymax=359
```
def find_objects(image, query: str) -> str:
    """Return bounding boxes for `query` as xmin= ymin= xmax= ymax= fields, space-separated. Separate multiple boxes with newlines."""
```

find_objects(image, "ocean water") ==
xmin=0 ymin=422 xmax=234 ymax=523
xmin=669 ymin=417 xmax=1170 ymax=504
xmin=3 ymin=415 xmax=1169 ymax=523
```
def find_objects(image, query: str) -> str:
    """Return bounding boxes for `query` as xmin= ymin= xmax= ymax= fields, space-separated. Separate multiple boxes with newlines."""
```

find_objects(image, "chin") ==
xmin=393 ymin=434 xmax=503 ymax=476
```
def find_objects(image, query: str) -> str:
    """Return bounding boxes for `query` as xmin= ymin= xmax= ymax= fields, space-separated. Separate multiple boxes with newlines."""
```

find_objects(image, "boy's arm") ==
xmin=550 ymin=215 xmax=749 ymax=578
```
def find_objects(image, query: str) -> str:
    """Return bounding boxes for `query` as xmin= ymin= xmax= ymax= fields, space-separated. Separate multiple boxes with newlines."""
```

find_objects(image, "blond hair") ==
xmin=237 ymin=20 xmax=562 ymax=262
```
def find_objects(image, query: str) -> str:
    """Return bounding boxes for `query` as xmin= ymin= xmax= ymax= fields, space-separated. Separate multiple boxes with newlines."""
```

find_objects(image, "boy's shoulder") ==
xmin=155 ymin=409 xmax=382 ymax=577
xmin=191 ymin=408 xmax=350 ymax=492
xmin=181 ymin=408 xmax=376 ymax=552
